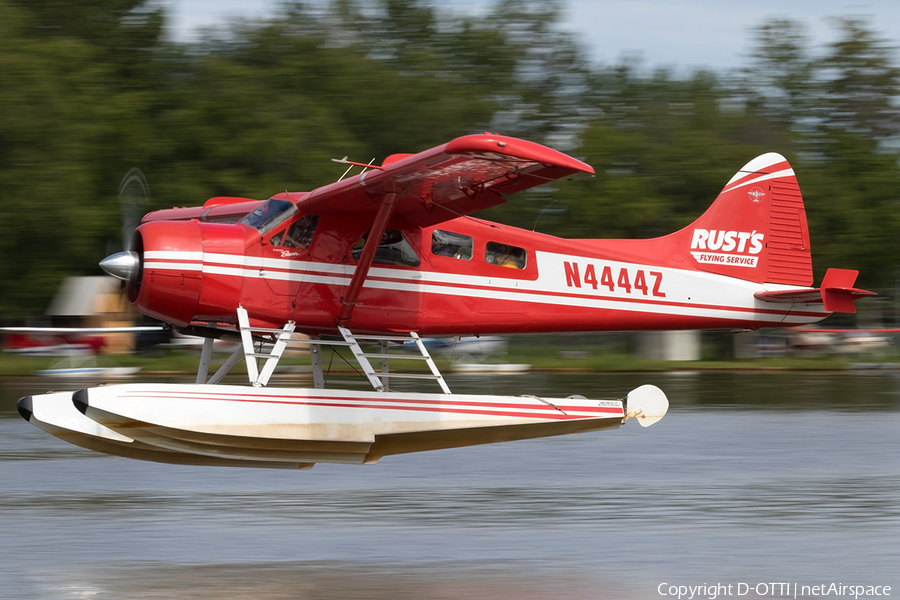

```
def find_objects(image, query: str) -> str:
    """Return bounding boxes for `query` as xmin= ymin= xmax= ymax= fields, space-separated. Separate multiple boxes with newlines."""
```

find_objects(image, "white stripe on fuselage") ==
xmin=142 ymin=250 xmax=827 ymax=324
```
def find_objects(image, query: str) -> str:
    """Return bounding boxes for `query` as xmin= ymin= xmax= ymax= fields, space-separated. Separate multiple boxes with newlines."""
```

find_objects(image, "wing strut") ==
xmin=336 ymin=192 xmax=399 ymax=325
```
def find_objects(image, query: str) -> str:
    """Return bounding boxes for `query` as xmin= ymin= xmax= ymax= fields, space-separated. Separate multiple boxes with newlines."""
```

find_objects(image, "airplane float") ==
xmin=17 ymin=133 xmax=874 ymax=469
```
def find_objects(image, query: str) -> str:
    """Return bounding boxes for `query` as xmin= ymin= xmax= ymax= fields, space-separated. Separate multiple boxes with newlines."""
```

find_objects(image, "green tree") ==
xmin=744 ymin=17 xmax=900 ymax=289
xmin=0 ymin=1 xmax=122 ymax=317
xmin=2 ymin=0 xmax=899 ymax=321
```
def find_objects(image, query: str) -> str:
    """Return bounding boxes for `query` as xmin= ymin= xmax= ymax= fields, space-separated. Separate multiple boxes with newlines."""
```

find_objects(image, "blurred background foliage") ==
xmin=1 ymin=0 xmax=899 ymax=318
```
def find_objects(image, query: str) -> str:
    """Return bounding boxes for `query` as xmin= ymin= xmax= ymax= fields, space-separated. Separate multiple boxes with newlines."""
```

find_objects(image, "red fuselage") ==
xmin=127 ymin=209 xmax=828 ymax=336
xmin=109 ymin=134 xmax=856 ymax=337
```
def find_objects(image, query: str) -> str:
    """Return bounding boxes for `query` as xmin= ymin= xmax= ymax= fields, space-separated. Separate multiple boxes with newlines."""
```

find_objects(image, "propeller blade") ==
xmin=118 ymin=168 xmax=150 ymax=251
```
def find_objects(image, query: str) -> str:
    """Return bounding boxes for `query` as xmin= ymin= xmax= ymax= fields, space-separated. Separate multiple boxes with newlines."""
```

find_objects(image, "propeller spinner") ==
xmin=100 ymin=251 xmax=140 ymax=282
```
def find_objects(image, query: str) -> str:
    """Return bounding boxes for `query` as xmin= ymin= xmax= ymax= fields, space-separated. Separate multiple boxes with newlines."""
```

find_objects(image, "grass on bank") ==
xmin=0 ymin=342 xmax=896 ymax=378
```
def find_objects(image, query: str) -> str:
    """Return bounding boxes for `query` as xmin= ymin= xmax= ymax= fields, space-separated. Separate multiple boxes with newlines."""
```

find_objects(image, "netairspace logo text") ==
xmin=658 ymin=582 xmax=892 ymax=599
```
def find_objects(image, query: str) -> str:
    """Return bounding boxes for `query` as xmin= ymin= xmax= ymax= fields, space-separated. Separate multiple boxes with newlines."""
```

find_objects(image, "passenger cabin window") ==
xmin=239 ymin=199 xmax=297 ymax=235
xmin=431 ymin=230 xmax=473 ymax=260
xmin=352 ymin=229 xmax=420 ymax=267
xmin=486 ymin=241 xmax=526 ymax=269
xmin=270 ymin=215 xmax=319 ymax=249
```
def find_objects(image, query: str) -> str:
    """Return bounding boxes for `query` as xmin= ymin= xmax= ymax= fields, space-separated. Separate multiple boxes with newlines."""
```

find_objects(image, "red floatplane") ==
xmin=18 ymin=133 xmax=873 ymax=468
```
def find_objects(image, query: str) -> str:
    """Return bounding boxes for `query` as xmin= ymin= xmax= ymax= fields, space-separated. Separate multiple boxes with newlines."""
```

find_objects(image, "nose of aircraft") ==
xmin=100 ymin=251 xmax=140 ymax=282
xmin=102 ymin=220 xmax=244 ymax=327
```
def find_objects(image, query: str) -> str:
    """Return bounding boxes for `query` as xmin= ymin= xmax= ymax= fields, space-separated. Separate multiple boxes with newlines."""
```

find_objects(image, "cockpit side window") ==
xmin=431 ymin=229 xmax=473 ymax=260
xmin=239 ymin=199 xmax=297 ymax=235
xmin=270 ymin=215 xmax=319 ymax=249
xmin=351 ymin=229 xmax=421 ymax=267
xmin=486 ymin=241 xmax=527 ymax=269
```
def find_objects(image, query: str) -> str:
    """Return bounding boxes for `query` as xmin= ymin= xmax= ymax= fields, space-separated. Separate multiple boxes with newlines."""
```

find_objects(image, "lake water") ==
xmin=1 ymin=371 xmax=898 ymax=599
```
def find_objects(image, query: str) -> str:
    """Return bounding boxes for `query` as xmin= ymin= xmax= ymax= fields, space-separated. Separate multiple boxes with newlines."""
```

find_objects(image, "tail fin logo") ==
xmin=690 ymin=229 xmax=764 ymax=268
xmin=748 ymin=187 xmax=765 ymax=203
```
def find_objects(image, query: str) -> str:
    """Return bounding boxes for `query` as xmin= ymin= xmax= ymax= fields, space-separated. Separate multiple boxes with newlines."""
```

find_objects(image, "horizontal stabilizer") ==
xmin=820 ymin=268 xmax=876 ymax=314
xmin=754 ymin=268 xmax=875 ymax=314
xmin=753 ymin=289 xmax=821 ymax=304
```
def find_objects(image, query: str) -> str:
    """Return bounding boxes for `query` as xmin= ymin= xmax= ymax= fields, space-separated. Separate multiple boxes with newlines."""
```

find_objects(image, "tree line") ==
xmin=1 ymin=0 xmax=898 ymax=319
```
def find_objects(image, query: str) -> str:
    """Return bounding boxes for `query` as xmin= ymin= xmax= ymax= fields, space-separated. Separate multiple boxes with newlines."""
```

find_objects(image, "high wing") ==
xmin=283 ymin=133 xmax=594 ymax=228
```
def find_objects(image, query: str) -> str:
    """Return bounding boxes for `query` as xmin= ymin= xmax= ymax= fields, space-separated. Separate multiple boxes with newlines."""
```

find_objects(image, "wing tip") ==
xmin=446 ymin=133 xmax=594 ymax=175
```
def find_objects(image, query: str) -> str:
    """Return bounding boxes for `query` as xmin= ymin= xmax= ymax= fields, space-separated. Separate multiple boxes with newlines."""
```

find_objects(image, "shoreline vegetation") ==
xmin=2 ymin=344 xmax=896 ymax=378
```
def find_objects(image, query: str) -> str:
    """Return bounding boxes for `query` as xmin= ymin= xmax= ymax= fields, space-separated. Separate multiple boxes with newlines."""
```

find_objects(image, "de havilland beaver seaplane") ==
xmin=17 ymin=133 xmax=873 ymax=469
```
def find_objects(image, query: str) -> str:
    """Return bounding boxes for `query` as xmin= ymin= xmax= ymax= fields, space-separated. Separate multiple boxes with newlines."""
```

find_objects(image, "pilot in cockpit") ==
xmin=273 ymin=215 xmax=319 ymax=249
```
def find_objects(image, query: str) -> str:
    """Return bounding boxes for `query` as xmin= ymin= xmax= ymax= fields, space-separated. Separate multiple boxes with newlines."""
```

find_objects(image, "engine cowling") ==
xmin=101 ymin=221 xmax=250 ymax=327
xmin=126 ymin=221 xmax=204 ymax=327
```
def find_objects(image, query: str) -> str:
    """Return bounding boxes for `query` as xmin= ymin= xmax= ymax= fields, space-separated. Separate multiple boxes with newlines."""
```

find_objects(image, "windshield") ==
xmin=238 ymin=199 xmax=297 ymax=235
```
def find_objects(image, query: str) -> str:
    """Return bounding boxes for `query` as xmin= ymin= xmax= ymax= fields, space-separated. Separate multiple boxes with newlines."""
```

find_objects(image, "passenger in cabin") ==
xmin=351 ymin=229 xmax=421 ymax=267
xmin=486 ymin=242 xmax=526 ymax=269
xmin=433 ymin=243 xmax=456 ymax=257
xmin=431 ymin=230 xmax=473 ymax=260
xmin=494 ymin=249 xmax=518 ymax=268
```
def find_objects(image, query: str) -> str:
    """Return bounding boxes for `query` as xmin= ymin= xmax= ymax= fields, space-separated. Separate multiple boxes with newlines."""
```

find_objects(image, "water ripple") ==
xmin=2 ymin=477 xmax=896 ymax=530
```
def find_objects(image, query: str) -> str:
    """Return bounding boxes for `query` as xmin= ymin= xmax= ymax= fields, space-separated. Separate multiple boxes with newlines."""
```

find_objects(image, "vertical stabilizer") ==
xmin=681 ymin=153 xmax=812 ymax=286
